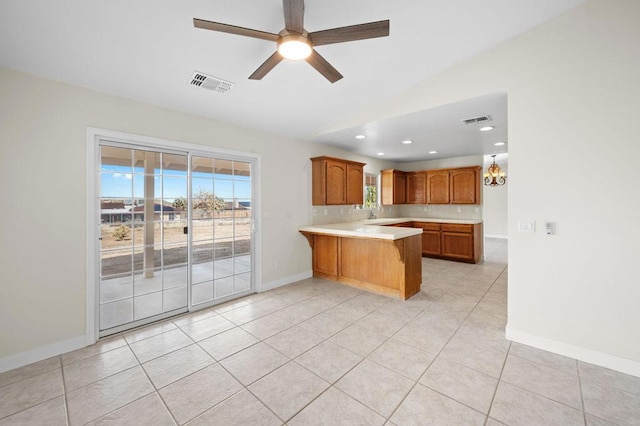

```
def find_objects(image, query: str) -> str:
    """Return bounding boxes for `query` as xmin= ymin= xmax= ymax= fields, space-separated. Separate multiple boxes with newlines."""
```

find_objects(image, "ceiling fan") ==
xmin=193 ymin=0 xmax=390 ymax=83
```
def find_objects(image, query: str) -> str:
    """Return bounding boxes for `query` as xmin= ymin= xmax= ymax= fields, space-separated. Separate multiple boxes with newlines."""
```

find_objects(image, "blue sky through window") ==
xmin=100 ymin=165 xmax=250 ymax=202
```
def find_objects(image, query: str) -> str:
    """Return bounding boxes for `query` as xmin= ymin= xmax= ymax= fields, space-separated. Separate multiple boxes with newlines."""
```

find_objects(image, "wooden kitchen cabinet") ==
xmin=427 ymin=167 xmax=481 ymax=205
xmin=450 ymin=168 xmax=480 ymax=204
xmin=388 ymin=222 xmax=413 ymax=227
xmin=412 ymin=221 xmax=482 ymax=263
xmin=406 ymin=172 xmax=426 ymax=204
xmin=381 ymin=170 xmax=406 ymax=205
xmin=413 ymin=222 xmax=442 ymax=256
xmin=441 ymin=224 xmax=475 ymax=261
xmin=300 ymin=230 xmax=422 ymax=300
xmin=346 ymin=163 xmax=364 ymax=205
xmin=426 ymin=170 xmax=450 ymax=204
xmin=311 ymin=156 xmax=366 ymax=206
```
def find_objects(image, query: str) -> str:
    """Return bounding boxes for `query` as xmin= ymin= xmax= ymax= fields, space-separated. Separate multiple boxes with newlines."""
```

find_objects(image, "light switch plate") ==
xmin=518 ymin=220 xmax=535 ymax=232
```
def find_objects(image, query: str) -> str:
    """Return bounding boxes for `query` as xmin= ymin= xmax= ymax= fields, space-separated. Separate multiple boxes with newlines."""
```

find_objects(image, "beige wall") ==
xmin=482 ymin=154 xmax=508 ymax=237
xmin=321 ymin=0 xmax=640 ymax=375
xmin=0 ymin=66 xmax=388 ymax=362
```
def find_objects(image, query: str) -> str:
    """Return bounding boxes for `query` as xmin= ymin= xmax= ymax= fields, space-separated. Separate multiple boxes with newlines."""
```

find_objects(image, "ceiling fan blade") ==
xmin=249 ymin=52 xmax=284 ymax=80
xmin=193 ymin=18 xmax=279 ymax=42
xmin=309 ymin=20 xmax=390 ymax=46
xmin=283 ymin=0 xmax=304 ymax=34
xmin=305 ymin=50 xmax=343 ymax=83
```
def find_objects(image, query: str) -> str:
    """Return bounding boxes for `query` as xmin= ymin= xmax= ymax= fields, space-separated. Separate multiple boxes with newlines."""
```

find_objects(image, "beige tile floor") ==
xmin=2 ymin=238 xmax=640 ymax=425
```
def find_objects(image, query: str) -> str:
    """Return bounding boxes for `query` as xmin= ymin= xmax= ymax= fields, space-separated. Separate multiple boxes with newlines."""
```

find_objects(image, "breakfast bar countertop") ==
xmin=298 ymin=217 xmax=481 ymax=241
xmin=298 ymin=222 xmax=422 ymax=240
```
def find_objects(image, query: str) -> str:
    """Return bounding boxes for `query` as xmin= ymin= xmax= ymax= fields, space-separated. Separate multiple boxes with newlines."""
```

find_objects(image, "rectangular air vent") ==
xmin=189 ymin=71 xmax=234 ymax=94
xmin=462 ymin=115 xmax=492 ymax=125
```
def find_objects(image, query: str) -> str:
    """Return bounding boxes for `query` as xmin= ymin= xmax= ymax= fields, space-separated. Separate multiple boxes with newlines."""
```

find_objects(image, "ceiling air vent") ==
xmin=462 ymin=115 xmax=492 ymax=126
xmin=189 ymin=71 xmax=234 ymax=94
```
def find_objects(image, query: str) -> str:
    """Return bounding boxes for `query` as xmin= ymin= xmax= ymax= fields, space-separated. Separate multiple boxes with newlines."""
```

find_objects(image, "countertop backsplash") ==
xmin=398 ymin=204 xmax=483 ymax=221
xmin=311 ymin=204 xmax=481 ymax=225
xmin=312 ymin=205 xmax=397 ymax=226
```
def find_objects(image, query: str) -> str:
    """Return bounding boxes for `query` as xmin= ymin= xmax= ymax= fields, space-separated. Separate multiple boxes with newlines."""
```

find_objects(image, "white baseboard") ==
xmin=506 ymin=325 xmax=640 ymax=378
xmin=484 ymin=234 xmax=508 ymax=239
xmin=260 ymin=270 xmax=313 ymax=293
xmin=0 ymin=335 xmax=87 ymax=373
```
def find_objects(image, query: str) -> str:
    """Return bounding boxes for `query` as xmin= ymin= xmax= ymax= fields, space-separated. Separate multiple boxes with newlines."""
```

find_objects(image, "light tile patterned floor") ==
xmin=2 ymin=238 xmax=640 ymax=425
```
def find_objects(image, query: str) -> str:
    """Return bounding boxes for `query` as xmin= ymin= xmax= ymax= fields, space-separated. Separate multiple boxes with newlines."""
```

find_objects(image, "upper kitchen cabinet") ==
xmin=346 ymin=163 xmax=364 ymax=205
xmin=427 ymin=166 xmax=481 ymax=205
xmin=406 ymin=172 xmax=426 ymax=204
xmin=450 ymin=167 xmax=480 ymax=204
xmin=381 ymin=169 xmax=406 ymax=205
xmin=311 ymin=156 xmax=366 ymax=205
xmin=426 ymin=170 xmax=450 ymax=204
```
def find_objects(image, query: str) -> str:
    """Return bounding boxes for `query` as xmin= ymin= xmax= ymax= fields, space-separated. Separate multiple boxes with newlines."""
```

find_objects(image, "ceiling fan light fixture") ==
xmin=278 ymin=34 xmax=312 ymax=60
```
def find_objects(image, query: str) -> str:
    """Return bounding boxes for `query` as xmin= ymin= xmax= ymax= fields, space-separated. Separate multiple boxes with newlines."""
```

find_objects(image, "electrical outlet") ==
xmin=456 ymin=207 xmax=462 ymax=213
xmin=323 ymin=209 xmax=328 ymax=216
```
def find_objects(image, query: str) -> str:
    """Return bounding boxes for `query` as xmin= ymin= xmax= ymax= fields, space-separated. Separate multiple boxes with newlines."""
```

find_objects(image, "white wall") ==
xmin=482 ymin=154 xmax=508 ymax=238
xmin=321 ymin=0 xmax=640 ymax=375
xmin=0 ymin=66 xmax=377 ymax=364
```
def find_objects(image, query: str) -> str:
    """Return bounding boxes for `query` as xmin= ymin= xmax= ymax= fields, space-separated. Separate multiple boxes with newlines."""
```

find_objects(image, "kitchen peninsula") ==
xmin=299 ymin=218 xmax=482 ymax=300
xmin=299 ymin=221 xmax=423 ymax=300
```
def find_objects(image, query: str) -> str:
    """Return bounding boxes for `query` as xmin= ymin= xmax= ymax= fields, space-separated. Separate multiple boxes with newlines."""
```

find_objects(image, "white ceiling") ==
xmin=315 ymin=92 xmax=508 ymax=162
xmin=0 ymin=0 xmax=586 ymax=161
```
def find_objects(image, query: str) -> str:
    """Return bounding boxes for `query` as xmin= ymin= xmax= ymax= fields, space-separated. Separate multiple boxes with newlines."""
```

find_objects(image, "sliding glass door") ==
xmin=97 ymin=143 xmax=255 ymax=337
xmin=190 ymin=156 xmax=253 ymax=306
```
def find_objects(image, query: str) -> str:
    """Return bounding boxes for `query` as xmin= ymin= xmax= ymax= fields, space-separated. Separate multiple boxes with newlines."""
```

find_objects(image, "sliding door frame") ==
xmin=86 ymin=127 xmax=262 ymax=345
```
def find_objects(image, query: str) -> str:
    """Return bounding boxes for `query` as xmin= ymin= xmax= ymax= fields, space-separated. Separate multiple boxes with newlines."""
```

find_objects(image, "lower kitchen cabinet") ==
xmin=413 ymin=222 xmax=482 ymax=263
xmin=412 ymin=222 xmax=441 ymax=256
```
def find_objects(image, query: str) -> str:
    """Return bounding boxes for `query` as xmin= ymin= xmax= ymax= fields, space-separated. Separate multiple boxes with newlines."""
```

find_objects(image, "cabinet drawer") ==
xmin=441 ymin=223 xmax=473 ymax=233
xmin=388 ymin=222 xmax=413 ymax=227
xmin=413 ymin=222 xmax=441 ymax=231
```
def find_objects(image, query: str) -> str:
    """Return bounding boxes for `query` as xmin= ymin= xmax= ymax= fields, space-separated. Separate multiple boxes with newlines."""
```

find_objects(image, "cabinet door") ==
xmin=421 ymin=230 xmax=441 ymax=256
xmin=313 ymin=235 xmax=338 ymax=277
xmin=381 ymin=170 xmax=407 ymax=205
xmin=406 ymin=172 xmax=426 ymax=204
xmin=450 ymin=168 xmax=478 ymax=204
xmin=325 ymin=160 xmax=347 ymax=205
xmin=346 ymin=163 xmax=364 ymax=205
xmin=393 ymin=172 xmax=407 ymax=204
xmin=441 ymin=232 xmax=474 ymax=260
xmin=426 ymin=171 xmax=450 ymax=204
xmin=381 ymin=170 xmax=393 ymax=205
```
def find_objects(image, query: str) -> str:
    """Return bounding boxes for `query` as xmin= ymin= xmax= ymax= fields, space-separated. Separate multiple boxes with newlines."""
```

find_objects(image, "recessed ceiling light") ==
xmin=377 ymin=152 xmax=385 ymax=156
xmin=355 ymin=134 xmax=366 ymax=139
xmin=494 ymin=142 xmax=506 ymax=146
xmin=402 ymin=140 xmax=413 ymax=144
xmin=479 ymin=126 xmax=495 ymax=132
xmin=429 ymin=151 xmax=438 ymax=154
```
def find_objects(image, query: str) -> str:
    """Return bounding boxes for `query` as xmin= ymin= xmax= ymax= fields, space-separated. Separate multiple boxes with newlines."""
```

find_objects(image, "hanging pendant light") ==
xmin=484 ymin=155 xmax=506 ymax=186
